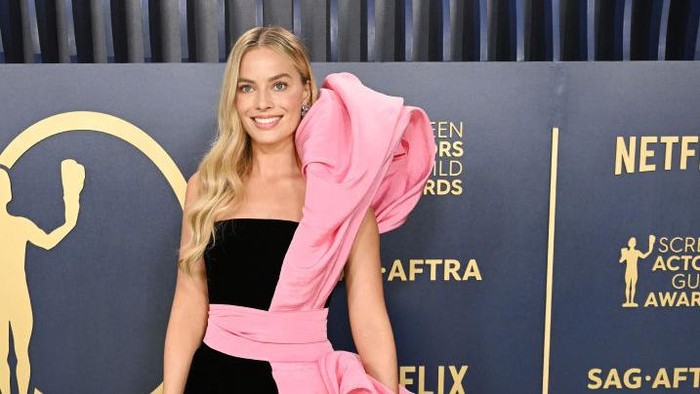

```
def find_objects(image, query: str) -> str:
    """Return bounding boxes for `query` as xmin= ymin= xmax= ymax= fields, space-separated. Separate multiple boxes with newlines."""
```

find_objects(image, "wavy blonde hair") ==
xmin=179 ymin=26 xmax=318 ymax=272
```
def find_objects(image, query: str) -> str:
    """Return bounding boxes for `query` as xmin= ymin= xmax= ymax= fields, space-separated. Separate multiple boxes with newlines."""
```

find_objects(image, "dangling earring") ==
xmin=301 ymin=104 xmax=310 ymax=117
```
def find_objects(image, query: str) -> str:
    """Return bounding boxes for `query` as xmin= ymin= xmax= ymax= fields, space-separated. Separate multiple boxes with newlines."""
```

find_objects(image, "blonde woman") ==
xmin=163 ymin=26 xmax=434 ymax=393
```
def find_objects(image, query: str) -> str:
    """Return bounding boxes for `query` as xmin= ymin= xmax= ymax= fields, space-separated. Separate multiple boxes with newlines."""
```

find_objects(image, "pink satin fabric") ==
xmin=203 ymin=73 xmax=435 ymax=393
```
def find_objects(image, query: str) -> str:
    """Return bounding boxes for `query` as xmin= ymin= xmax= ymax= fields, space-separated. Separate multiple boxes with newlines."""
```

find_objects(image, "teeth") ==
xmin=254 ymin=116 xmax=281 ymax=125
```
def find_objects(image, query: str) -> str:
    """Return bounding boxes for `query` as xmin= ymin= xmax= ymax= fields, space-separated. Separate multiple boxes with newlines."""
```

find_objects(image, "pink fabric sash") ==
xmin=204 ymin=304 xmax=332 ymax=362
xmin=204 ymin=73 xmax=434 ymax=393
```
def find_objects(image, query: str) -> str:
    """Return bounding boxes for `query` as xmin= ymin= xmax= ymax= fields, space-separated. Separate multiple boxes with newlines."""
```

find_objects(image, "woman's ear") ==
xmin=302 ymin=80 xmax=311 ymax=104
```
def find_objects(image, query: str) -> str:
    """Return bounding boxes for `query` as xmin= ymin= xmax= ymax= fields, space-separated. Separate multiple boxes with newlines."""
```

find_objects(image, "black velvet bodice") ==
xmin=185 ymin=218 xmax=299 ymax=393
xmin=204 ymin=218 xmax=299 ymax=310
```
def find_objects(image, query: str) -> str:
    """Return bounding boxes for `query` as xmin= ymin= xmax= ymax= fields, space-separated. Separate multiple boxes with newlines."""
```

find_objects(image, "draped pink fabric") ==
xmin=204 ymin=73 xmax=435 ymax=393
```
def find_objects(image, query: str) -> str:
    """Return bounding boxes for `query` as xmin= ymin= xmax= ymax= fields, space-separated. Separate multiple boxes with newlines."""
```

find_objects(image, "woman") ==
xmin=163 ymin=26 xmax=434 ymax=393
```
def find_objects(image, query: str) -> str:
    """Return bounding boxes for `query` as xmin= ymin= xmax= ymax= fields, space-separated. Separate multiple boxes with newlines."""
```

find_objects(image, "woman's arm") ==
xmin=345 ymin=207 xmax=400 ymax=394
xmin=163 ymin=174 xmax=209 ymax=393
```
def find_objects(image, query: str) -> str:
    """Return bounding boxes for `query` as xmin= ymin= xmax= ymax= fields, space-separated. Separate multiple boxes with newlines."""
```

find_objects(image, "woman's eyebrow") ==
xmin=237 ymin=73 xmax=292 ymax=84
xmin=268 ymin=73 xmax=292 ymax=81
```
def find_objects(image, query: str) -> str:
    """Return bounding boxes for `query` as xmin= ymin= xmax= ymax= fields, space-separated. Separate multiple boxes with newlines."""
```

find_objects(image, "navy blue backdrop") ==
xmin=0 ymin=62 xmax=698 ymax=393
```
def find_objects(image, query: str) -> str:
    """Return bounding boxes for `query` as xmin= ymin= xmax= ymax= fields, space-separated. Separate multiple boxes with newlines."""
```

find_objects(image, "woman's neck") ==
xmin=249 ymin=139 xmax=300 ymax=179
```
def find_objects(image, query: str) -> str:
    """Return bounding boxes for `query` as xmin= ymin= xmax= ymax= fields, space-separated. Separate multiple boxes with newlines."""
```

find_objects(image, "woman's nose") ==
xmin=255 ymin=90 xmax=272 ymax=110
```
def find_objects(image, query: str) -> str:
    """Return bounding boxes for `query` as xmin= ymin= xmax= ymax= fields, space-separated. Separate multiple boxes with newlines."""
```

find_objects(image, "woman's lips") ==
xmin=253 ymin=116 xmax=282 ymax=129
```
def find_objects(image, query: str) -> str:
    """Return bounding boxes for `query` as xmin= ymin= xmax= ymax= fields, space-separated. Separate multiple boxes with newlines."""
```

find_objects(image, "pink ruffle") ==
xmin=319 ymin=351 xmax=412 ymax=394
xmin=270 ymin=72 xmax=435 ymax=311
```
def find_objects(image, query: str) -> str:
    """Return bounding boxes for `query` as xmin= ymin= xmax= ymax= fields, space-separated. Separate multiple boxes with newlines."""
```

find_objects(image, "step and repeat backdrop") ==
xmin=0 ymin=62 xmax=698 ymax=394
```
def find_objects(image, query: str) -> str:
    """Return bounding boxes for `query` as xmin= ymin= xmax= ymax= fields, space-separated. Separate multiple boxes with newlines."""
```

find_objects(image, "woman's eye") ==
xmin=272 ymin=82 xmax=287 ymax=91
xmin=239 ymin=84 xmax=253 ymax=93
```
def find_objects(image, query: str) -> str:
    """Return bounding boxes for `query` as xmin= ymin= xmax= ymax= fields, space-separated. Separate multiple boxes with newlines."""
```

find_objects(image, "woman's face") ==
xmin=235 ymin=46 xmax=310 ymax=149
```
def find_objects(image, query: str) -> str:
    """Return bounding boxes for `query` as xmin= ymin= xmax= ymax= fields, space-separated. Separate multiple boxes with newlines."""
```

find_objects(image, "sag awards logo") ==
xmin=0 ymin=111 xmax=183 ymax=393
xmin=425 ymin=120 xmax=464 ymax=196
xmin=618 ymin=235 xmax=700 ymax=308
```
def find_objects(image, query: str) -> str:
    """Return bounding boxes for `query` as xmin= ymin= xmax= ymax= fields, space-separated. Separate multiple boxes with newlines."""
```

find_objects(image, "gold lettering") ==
xmin=603 ymin=368 xmax=623 ymax=389
xmin=399 ymin=364 xmax=469 ymax=393
xmin=409 ymin=259 xmax=424 ymax=281
xmin=436 ymin=180 xmax=452 ymax=195
xmin=652 ymin=368 xmax=672 ymax=389
xmin=400 ymin=366 xmax=416 ymax=386
xmin=667 ymin=256 xmax=681 ymax=271
xmin=624 ymin=368 xmax=642 ymax=389
xmin=437 ymin=365 xmax=445 ymax=394
xmin=680 ymin=136 xmax=698 ymax=170
xmin=438 ymin=141 xmax=454 ymax=157
xmin=418 ymin=365 xmax=433 ymax=394
xmin=425 ymin=259 xmax=442 ymax=281
xmin=434 ymin=121 xmax=448 ymax=138
xmin=639 ymin=136 xmax=658 ymax=172
xmin=449 ymin=160 xmax=463 ymax=176
xmin=645 ymin=291 xmax=700 ymax=307
xmin=452 ymin=141 xmax=464 ymax=157
xmin=448 ymin=365 xmax=467 ymax=394
xmin=449 ymin=122 xmax=464 ymax=139
xmin=388 ymin=259 xmax=408 ymax=282
xmin=432 ymin=160 xmax=463 ymax=176
xmin=670 ymin=237 xmax=685 ymax=253
xmin=424 ymin=179 xmax=436 ymax=195
xmin=386 ymin=259 xmax=481 ymax=282
xmin=644 ymin=292 xmax=658 ymax=307
xmin=615 ymin=136 xmax=636 ymax=175
xmin=660 ymin=136 xmax=679 ymax=170
xmin=614 ymin=135 xmax=699 ymax=174
xmin=688 ymin=367 xmax=700 ymax=388
xmin=462 ymin=259 xmax=483 ymax=281
xmin=673 ymin=367 xmax=689 ymax=388
xmin=444 ymin=260 xmax=461 ymax=281
xmin=672 ymin=273 xmax=686 ymax=290
xmin=451 ymin=180 xmax=463 ymax=196
xmin=652 ymin=256 xmax=667 ymax=271
xmin=431 ymin=121 xmax=464 ymax=139
xmin=659 ymin=292 xmax=677 ymax=306
xmin=588 ymin=368 xmax=603 ymax=389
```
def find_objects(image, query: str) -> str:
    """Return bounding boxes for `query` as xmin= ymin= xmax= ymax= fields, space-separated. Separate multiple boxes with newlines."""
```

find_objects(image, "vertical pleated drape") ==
xmin=0 ymin=0 xmax=698 ymax=63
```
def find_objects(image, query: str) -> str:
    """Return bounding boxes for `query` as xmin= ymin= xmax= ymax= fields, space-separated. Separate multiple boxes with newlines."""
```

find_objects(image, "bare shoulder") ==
xmin=184 ymin=171 xmax=202 ymax=208
xmin=187 ymin=171 xmax=201 ymax=191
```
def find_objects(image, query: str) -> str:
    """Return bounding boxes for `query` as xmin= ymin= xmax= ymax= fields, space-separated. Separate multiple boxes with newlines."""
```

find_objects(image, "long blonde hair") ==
xmin=179 ymin=26 xmax=318 ymax=272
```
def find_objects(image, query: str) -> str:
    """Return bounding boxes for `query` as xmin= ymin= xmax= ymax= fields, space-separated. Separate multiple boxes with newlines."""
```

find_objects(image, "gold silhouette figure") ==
xmin=619 ymin=235 xmax=656 ymax=308
xmin=0 ymin=159 xmax=84 ymax=394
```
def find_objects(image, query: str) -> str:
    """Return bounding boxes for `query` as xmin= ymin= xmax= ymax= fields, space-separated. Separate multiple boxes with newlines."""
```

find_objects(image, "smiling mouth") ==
xmin=253 ymin=116 xmax=282 ymax=126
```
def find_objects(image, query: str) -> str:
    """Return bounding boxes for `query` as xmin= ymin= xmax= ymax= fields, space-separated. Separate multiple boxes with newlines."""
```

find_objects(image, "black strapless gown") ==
xmin=184 ymin=218 xmax=299 ymax=394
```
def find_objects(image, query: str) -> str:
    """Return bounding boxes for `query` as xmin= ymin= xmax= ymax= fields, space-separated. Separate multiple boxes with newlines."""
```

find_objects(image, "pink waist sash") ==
xmin=203 ymin=303 xmax=411 ymax=393
xmin=203 ymin=304 xmax=333 ymax=362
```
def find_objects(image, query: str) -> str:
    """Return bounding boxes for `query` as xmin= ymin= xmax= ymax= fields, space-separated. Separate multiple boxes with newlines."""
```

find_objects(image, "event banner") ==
xmin=549 ymin=63 xmax=700 ymax=394
xmin=0 ymin=62 xmax=697 ymax=394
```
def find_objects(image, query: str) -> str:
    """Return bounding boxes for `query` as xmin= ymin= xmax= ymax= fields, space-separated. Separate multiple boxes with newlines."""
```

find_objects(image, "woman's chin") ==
xmin=248 ymin=132 xmax=295 ymax=148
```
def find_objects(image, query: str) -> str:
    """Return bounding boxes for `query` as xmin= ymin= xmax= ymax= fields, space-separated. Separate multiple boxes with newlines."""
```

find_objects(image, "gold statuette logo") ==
xmin=619 ymin=235 xmax=656 ymax=307
xmin=0 ymin=111 xmax=183 ymax=393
